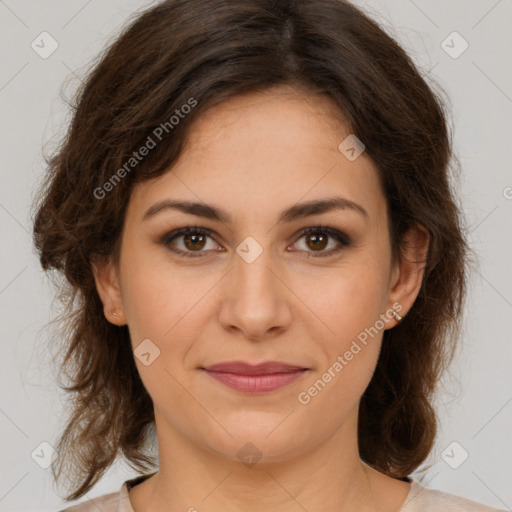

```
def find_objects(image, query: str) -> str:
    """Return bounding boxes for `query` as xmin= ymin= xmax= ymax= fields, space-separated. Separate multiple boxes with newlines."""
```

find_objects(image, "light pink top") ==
xmin=58 ymin=473 xmax=507 ymax=511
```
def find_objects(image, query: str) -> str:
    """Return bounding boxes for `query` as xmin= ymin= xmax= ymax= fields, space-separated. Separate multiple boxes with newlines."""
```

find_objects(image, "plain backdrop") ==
xmin=0 ymin=1 xmax=511 ymax=510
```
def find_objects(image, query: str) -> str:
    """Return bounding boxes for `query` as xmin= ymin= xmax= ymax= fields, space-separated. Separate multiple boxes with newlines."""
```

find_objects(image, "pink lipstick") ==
xmin=201 ymin=361 xmax=309 ymax=394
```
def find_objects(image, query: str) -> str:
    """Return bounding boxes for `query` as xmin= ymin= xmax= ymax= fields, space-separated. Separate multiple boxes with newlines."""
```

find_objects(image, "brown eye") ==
xmin=304 ymin=231 xmax=329 ymax=251
xmin=291 ymin=226 xmax=350 ymax=258
xmin=183 ymin=232 xmax=207 ymax=251
xmin=161 ymin=227 xmax=222 ymax=258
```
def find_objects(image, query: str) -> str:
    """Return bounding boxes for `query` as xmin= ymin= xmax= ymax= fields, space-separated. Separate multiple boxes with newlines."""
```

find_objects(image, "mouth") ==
xmin=200 ymin=361 xmax=310 ymax=394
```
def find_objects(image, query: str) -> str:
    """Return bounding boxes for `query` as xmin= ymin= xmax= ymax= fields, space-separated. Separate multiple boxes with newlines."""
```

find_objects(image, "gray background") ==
xmin=1 ymin=0 xmax=511 ymax=510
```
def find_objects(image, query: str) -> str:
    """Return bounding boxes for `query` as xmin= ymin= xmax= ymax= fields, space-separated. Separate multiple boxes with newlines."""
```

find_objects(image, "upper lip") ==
xmin=201 ymin=361 xmax=308 ymax=375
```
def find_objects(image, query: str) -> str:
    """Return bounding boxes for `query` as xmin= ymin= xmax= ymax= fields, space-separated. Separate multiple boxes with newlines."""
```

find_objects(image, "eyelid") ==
xmin=159 ymin=224 xmax=350 ymax=258
xmin=288 ymin=225 xmax=350 ymax=258
xmin=159 ymin=226 xmax=221 ymax=255
xmin=295 ymin=225 xmax=350 ymax=245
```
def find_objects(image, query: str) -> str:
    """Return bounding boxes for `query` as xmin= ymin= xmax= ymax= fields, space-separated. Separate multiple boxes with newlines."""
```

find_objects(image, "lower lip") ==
xmin=202 ymin=369 xmax=308 ymax=393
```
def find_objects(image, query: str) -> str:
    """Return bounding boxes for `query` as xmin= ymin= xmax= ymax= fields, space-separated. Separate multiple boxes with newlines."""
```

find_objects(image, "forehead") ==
xmin=127 ymin=86 xmax=387 ymax=229
xmin=184 ymin=86 xmax=351 ymax=160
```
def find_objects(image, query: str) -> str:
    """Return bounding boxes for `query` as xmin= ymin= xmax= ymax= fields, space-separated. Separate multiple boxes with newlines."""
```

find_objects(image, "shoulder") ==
xmin=55 ymin=473 xmax=156 ymax=512
xmin=402 ymin=480 xmax=507 ymax=512
xmin=56 ymin=488 xmax=122 ymax=512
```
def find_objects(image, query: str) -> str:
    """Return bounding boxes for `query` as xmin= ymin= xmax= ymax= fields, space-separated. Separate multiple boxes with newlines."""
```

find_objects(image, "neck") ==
xmin=132 ymin=410 xmax=388 ymax=512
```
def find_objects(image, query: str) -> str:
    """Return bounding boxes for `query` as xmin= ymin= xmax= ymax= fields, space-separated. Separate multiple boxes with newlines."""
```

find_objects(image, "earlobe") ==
xmin=90 ymin=255 xmax=127 ymax=326
xmin=387 ymin=223 xmax=430 ymax=326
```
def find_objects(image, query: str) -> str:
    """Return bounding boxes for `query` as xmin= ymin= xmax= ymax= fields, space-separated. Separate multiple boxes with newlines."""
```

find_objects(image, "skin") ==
xmin=92 ymin=84 xmax=429 ymax=512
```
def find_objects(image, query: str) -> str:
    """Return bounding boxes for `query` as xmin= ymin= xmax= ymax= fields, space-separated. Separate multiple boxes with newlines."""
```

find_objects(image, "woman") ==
xmin=32 ymin=0 xmax=505 ymax=510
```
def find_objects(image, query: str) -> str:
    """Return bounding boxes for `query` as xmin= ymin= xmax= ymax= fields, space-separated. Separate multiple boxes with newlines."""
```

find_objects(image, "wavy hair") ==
xmin=31 ymin=0 xmax=472 ymax=501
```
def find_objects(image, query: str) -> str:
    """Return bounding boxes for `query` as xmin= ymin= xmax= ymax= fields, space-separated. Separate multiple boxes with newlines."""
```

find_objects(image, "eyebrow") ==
xmin=142 ymin=196 xmax=368 ymax=224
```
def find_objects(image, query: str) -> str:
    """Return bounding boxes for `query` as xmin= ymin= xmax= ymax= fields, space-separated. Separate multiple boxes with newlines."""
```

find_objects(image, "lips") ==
xmin=200 ymin=361 xmax=309 ymax=393
xmin=201 ymin=361 xmax=307 ymax=375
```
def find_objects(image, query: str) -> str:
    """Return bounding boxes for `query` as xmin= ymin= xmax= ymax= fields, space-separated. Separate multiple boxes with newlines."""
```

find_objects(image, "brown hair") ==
xmin=32 ymin=0 xmax=472 ymax=501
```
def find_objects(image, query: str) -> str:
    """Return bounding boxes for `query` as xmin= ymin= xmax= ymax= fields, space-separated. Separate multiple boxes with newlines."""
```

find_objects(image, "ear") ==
xmin=91 ymin=255 xmax=127 ymax=326
xmin=385 ymin=223 xmax=430 ymax=328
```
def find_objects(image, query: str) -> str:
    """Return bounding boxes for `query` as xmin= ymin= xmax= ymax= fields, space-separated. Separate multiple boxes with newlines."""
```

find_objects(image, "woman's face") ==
xmin=95 ymin=85 xmax=419 ymax=464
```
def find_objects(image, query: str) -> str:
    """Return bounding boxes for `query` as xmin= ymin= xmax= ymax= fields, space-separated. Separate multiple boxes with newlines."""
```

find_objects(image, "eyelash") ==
xmin=159 ymin=225 xmax=351 ymax=259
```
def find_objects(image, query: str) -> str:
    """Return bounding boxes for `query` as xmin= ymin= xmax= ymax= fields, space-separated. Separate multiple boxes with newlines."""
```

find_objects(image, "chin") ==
xmin=199 ymin=423 xmax=313 ymax=467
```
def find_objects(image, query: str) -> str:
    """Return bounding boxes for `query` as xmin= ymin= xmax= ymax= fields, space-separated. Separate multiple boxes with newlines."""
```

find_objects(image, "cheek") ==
xmin=298 ymin=255 xmax=390 ymax=340
xmin=120 ymin=265 xmax=207 ymax=405
xmin=120 ymin=245 xmax=208 ymax=341
xmin=296 ymin=293 xmax=383 ymax=427
xmin=294 ymin=258 xmax=388 ymax=400
xmin=119 ymin=255 xmax=225 ymax=403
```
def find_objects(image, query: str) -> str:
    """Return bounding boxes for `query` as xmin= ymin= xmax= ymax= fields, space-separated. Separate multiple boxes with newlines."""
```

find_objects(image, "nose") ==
xmin=217 ymin=245 xmax=292 ymax=342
